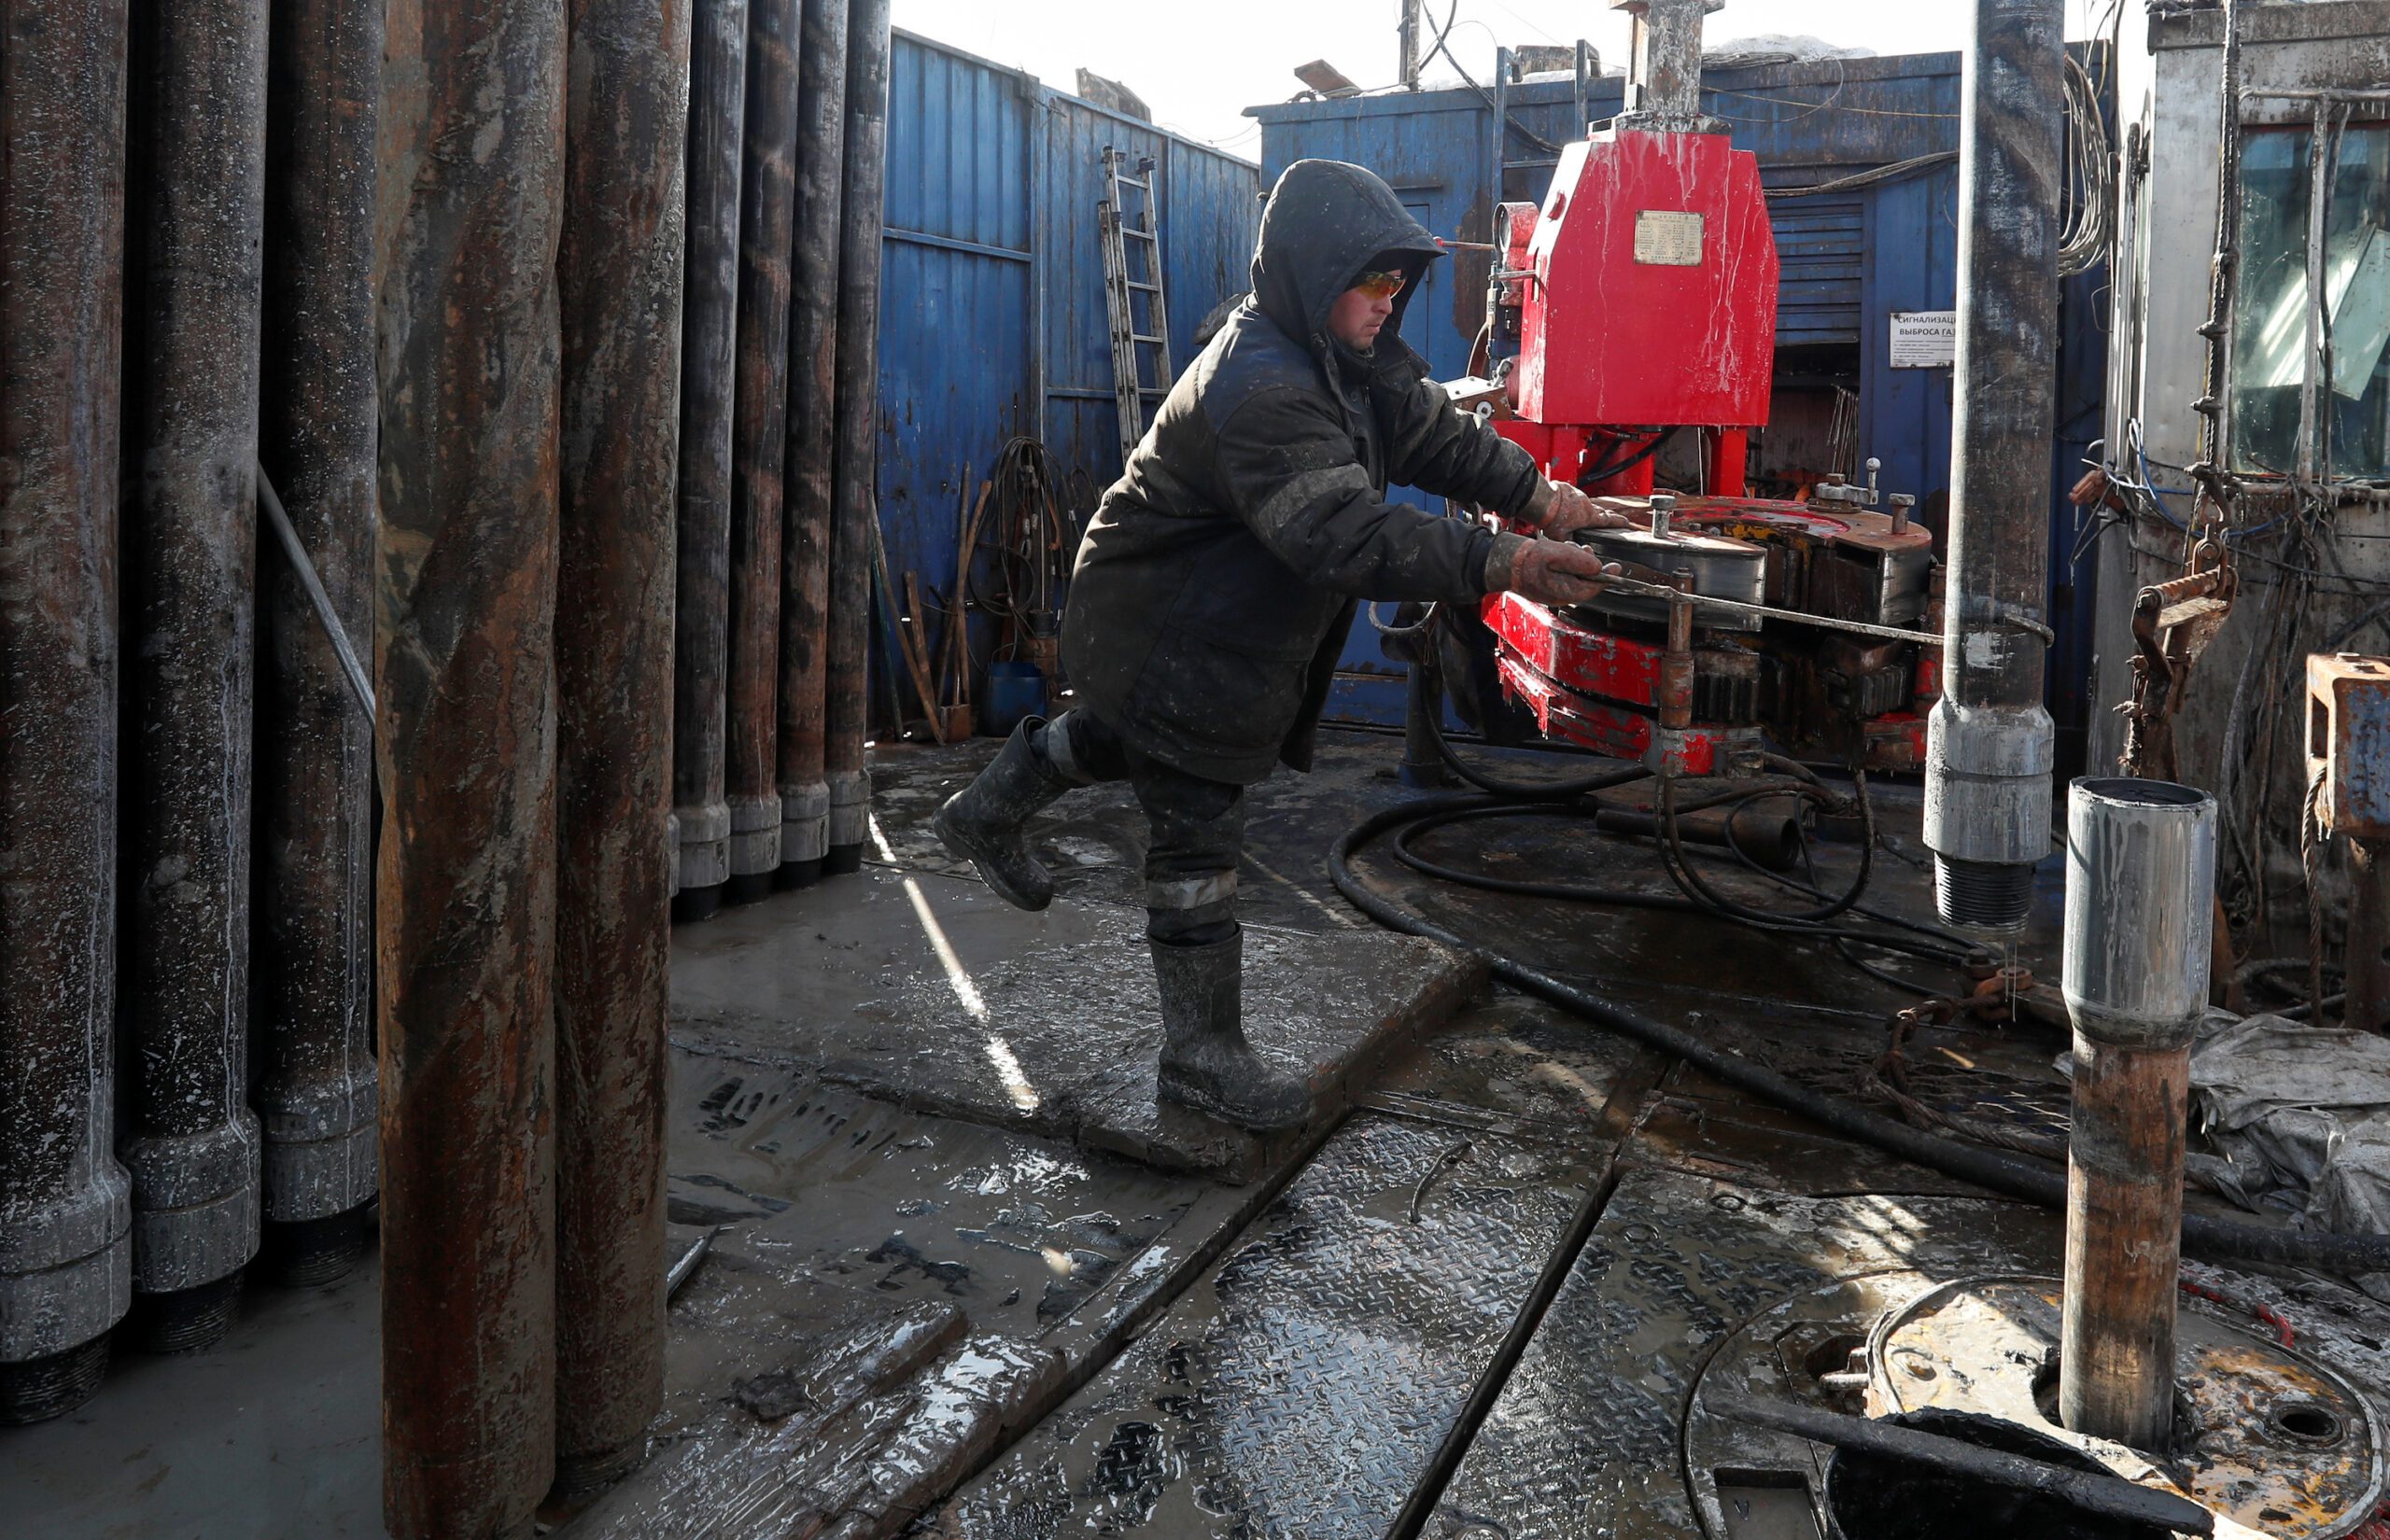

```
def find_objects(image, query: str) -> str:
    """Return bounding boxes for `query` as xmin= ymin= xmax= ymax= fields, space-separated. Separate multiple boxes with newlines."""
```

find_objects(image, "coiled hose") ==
xmin=1330 ymin=791 xmax=2390 ymax=1275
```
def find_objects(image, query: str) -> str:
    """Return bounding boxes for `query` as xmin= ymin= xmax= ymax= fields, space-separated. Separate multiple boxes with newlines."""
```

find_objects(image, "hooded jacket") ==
xmin=1059 ymin=159 xmax=1544 ymax=785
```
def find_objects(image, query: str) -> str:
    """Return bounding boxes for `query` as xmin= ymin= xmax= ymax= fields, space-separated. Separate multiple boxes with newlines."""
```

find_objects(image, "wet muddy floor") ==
xmin=8 ymin=725 xmax=2384 ymax=1539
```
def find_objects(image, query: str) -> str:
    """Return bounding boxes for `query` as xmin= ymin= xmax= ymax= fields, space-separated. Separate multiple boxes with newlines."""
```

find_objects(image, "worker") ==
xmin=937 ymin=158 xmax=1623 ymax=1130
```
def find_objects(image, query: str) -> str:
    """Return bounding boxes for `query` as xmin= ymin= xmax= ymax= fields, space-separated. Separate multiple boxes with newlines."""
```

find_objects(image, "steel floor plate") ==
xmin=1427 ymin=1168 xmax=2068 ymax=1538
xmin=1425 ymin=1166 xmax=2390 ymax=1539
xmin=921 ymin=1113 xmax=1600 ymax=1539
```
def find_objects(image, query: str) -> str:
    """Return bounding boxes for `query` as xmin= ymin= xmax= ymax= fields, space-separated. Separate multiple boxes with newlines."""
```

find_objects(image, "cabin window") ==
xmin=2230 ymin=119 xmax=2390 ymax=480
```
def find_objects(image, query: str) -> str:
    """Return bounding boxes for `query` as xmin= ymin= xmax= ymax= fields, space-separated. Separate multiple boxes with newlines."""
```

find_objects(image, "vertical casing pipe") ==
xmin=1923 ymin=0 xmax=2062 ymax=931
xmin=375 ymin=0 xmax=564 ymax=1530
xmin=0 ymin=0 xmax=135 ymax=1423
xmin=255 ymin=0 xmax=383 ymax=1288
xmin=117 ymin=0 xmax=270 ymax=1351
xmin=724 ymin=0 xmax=800 ymax=903
xmin=776 ymin=0 xmax=848 ymax=889
xmin=2060 ymin=777 xmax=2216 ymax=1451
xmin=1612 ymin=0 xmax=1719 ymax=123
xmin=823 ymin=0 xmax=893 ymax=874
xmin=671 ymin=0 xmax=751 ymax=924
xmin=553 ymin=0 xmax=689 ymax=1497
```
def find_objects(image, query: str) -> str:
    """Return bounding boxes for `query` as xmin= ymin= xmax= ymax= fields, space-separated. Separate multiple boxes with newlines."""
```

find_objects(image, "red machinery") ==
xmin=1469 ymin=0 xmax=1941 ymax=777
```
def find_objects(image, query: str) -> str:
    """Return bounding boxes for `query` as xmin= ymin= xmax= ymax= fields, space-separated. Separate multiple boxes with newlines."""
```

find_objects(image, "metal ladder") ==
xmin=1098 ymin=147 xmax=1173 ymax=463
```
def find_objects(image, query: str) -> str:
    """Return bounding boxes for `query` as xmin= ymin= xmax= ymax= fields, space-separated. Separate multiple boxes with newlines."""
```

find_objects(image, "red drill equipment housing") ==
xmin=1466 ymin=83 xmax=1942 ymax=777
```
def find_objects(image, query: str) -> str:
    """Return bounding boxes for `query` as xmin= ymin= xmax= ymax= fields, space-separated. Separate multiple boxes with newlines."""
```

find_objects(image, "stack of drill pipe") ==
xmin=724 ymin=0 xmax=802 ymax=905
xmin=554 ymin=0 xmax=689 ymax=1500
xmin=672 ymin=0 xmax=752 ymax=923
xmin=0 ymin=0 xmax=136 ymax=1425
xmin=823 ymin=0 xmax=893 ymax=875
xmin=253 ymin=0 xmax=383 ymax=1289
xmin=116 ymin=0 xmax=270 ymax=1354
xmin=375 ymin=0 xmax=563 ymax=1529
xmin=775 ymin=0 xmax=850 ymax=891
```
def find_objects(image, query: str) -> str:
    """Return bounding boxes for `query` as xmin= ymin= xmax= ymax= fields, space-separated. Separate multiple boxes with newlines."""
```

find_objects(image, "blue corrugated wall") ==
xmin=872 ymin=29 xmax=1261 ymax=721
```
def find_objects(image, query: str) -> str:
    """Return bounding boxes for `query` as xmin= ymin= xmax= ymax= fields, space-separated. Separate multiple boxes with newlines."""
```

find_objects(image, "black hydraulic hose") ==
xmin=1389 ymin=800 xmax=1977 ymax=971
xmin=1656 ymin=767 xmax=1872 ymax=926
xmin=1330 ymin=795 xmax=2390 ymax=1275
xmin=1835 ymin=936 xmax=1947 ymax=997
xmin=1576 ymin=427 xmax=1672 ymax=490
xmin=1723 ymin=807 xmax=1988 ymax=954
xmin=1425 ymin=707 xmax=1655 ymax=801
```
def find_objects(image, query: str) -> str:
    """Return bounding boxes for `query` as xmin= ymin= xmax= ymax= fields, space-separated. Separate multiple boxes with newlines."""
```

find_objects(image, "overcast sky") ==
xmin=889 ymin=1 xmax=2117 ymax=155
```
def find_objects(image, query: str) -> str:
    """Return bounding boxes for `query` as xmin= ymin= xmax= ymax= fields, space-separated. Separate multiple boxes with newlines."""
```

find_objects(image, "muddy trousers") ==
xmin=1031 ymin=710 xmax=1243 ymax=947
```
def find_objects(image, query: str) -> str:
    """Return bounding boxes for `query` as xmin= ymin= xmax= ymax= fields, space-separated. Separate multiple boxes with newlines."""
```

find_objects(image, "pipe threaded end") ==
xmin=1935 ymin=855 xmax=2035 ymax=931
xmin=0 ymin=1336 xmax=110 ymax=1425
xmin=259 ymin=1204 xmax=374 ymax=1288
xmin=128 ymin=1272 xmax=243 ymax=1354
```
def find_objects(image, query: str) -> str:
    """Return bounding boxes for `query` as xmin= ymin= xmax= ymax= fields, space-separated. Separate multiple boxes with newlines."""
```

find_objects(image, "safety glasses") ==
xmin=1351 ymin=269 xmax=1408 ymax=301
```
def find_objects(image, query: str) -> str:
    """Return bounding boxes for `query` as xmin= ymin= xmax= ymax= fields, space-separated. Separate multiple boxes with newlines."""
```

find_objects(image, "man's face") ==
xmin=1328 ymin=268 xmax=1405 ymax=351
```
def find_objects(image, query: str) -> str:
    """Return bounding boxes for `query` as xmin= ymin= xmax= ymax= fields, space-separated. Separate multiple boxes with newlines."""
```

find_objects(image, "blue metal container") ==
xmin=979 ymin=660 xmax=1046 ymax=736
xmin=872 ymin=30 xmax=1261 ymax=729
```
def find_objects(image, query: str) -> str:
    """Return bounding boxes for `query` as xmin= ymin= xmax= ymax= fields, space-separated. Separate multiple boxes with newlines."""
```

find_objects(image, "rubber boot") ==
xmin=933 ymin=717 xmax=1074 ymax=911
xmin=1153 ymin=931 xmax=1310 ymax=1131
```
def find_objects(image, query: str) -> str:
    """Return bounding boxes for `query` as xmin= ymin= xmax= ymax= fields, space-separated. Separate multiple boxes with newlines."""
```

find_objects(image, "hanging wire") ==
xmin=1764 ymin=150 xmax=1957 ymax=201
xmin=2058 ymin=49 xmax=2115 ymax=277
xmin=1422 ymin=0 xmax=1564 ymax=156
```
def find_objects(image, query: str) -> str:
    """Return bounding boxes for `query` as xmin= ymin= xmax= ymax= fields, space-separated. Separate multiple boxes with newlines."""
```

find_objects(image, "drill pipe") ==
xmin=375 ymin=0 xmax=564 ymax=1530
xmin=254 ymin=0 xmax=382 ymax=1287
xmin=0 ymin=0 xmax=135 ymax=1423
xmin=724 ymin=0 xmax=800 ymax=903
xmin=823 ymin=0 xmax=893 ymax=873
xmin=553 ymin=0 xmax=689 ymax=1496
xmin=775 ymin=0 xmax=849 ymax=889
xmin=2060 ymin=777 xmax=2216 ymax=1452
xmin=118 ymin=0 xmax=269 ymax=1349
xmin=1923 ymin=0 xmax=2061 ymax=931
xmin=671 ymin=0 xmax=751 ymax=923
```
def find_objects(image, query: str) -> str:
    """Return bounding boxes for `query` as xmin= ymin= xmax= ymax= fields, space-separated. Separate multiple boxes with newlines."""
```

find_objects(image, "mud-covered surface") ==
xmin=22 ymin=727 xmax=2390 ymax=1540
xmin=661 ymin=1056 xmax=1271 ymax=1354
xmin=921 ymin=1114 xmax=1604 ymax=1539
xmin=669 ymin=863 xmax=1483 ymax=1180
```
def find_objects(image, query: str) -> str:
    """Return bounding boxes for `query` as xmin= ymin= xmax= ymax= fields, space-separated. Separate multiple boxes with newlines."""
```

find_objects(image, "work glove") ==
xmin=1521 ymin=477 xmax=1634 ymax=538
xmin=1487 ymin=533 xmax=1623 ymax=607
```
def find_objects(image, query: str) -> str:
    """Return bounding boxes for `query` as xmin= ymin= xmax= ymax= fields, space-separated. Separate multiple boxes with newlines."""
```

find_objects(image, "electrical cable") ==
xmin=1764 ymin=150 xmax=1958 ymax=202
xmin=2058 ymin=49 xmax=2114 ymax=278
xmin=1422 ymin=0 xmax=1564 ymax=156
xmin=1328 ymin=794 xmax=2390 ymax=1275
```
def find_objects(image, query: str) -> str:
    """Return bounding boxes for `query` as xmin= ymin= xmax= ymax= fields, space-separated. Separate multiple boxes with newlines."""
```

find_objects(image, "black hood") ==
xmin=1249 ymin=159 xmax=1445 ymax=349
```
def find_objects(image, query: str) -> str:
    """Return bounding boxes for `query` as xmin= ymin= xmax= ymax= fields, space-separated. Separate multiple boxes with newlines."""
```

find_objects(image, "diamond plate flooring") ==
xmin=921 ymin=1113 xmax=1602 ymax=1539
